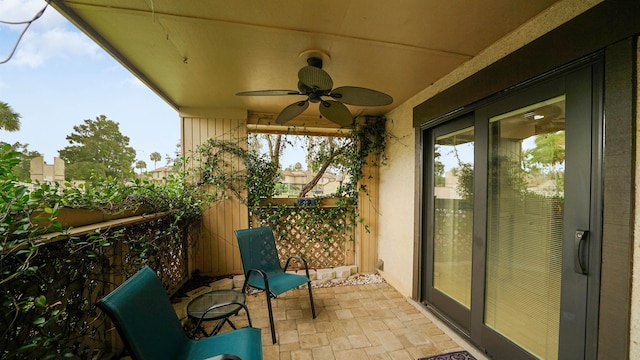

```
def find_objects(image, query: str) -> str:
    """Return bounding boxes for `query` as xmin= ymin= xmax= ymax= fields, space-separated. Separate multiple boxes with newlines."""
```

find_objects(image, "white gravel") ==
xmin=311 ymin=273 xmax=386 ymax=288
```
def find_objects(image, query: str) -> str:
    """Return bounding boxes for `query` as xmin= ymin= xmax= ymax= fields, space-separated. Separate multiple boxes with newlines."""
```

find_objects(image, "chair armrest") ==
xmin=244 ymin=268 xmax=272 ymax=296
xmin=284 ymin=256 xmax=311 ymax=277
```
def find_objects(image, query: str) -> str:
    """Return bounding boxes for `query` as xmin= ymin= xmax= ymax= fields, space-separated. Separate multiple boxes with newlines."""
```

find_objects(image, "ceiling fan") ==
xmin=236 ymin=57 xmax=393 ymax=127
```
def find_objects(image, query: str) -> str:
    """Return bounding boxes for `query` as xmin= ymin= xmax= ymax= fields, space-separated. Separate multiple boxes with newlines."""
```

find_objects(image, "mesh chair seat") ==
xmin=98 ymin=266 xmax=262 ymax=360
xmin=235 ymin=226 xmax=316 ymax=344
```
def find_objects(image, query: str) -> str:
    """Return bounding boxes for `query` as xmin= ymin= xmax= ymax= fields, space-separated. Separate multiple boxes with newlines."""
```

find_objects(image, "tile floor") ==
xmin=198 ymin=282 xmax=488 ymax=360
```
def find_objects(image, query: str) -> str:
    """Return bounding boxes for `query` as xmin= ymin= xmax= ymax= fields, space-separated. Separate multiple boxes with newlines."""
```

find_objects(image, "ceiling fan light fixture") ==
xmin=237 ymin=51 xmax=392 ymax=127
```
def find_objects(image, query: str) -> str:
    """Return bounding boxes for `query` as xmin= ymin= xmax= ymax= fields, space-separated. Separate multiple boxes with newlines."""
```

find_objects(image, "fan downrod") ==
xmin=307 ymin=57 xmax=323 ymax=69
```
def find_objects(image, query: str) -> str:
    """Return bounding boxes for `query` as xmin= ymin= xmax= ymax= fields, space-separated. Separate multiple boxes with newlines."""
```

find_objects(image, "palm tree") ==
xmin=150 ymin=151 xmax=162 ymax=169
xmin=0 ymin=101 xmax=21 ymax=132
xmin=135 ymin=160 xmax=147 ymax=174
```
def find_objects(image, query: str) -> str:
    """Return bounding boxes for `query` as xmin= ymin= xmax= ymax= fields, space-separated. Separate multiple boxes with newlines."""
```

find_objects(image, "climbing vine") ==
xmin=196 ymin=116 xmax=390 ymax=243
xmin=0 ymin=143 xmax=207 ymax=359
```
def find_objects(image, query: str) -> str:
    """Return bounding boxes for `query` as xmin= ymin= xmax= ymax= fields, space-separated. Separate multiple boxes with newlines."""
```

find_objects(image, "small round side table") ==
xmin=186 ymin=289 xmax=246 ymax=338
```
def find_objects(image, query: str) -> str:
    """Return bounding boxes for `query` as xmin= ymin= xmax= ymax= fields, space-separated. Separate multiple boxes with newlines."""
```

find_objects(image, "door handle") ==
xmin=574 ymin=230 xmax=589 ymax=275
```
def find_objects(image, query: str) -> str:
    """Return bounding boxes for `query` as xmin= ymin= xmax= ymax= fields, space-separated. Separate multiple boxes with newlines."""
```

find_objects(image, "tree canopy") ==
xmin=149 ymin=151 xmax=161 ymax=169
xmin=58 ymin=115 xmax=136 ymax=180
xmin=135 ymin=160 xmax=147 ymax=174
xmin=0 ymin=142 xmax=41 ymax=181
xmin=0 ymin=101 xmax=21 ymax=132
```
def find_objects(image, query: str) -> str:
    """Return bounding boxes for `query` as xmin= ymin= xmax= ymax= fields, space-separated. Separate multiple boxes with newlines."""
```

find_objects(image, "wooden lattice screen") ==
xmin=252 ymin=198 xmax=355 ymax=269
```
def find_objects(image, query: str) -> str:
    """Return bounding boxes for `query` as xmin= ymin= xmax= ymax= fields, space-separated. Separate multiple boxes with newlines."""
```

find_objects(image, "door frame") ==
xmin=422 ymin=114 xmax=475 ymax=333
xmin=419 ymin=55 xmax=603 ymax=359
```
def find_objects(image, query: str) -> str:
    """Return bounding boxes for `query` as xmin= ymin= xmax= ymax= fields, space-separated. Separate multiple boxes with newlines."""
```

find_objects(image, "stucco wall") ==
xmin=377 ymin=106 xmax=418 ymax=297
xmin=377 ymin=0 xmax=602 ymax=297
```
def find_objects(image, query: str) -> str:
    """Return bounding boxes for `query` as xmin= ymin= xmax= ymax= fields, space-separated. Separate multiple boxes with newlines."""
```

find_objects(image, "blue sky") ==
xmin=0 ymin=0 xmax=179 ymax=169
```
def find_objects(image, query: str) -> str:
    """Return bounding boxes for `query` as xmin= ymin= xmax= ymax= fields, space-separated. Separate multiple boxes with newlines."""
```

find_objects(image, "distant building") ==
xmin=149 ymin=166 xmax=173 ymax=182
xmin=279 ymin=168 xmax=345 ymax=197
xmin=30 ymin=156 xmax=64 ymax=182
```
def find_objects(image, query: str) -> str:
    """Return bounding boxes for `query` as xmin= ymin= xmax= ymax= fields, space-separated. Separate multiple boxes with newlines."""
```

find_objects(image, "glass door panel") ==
xmin=485 ymin=96 xmax=565 ymax=359
xmin=433 ymin=127 xmax=474 ymax=308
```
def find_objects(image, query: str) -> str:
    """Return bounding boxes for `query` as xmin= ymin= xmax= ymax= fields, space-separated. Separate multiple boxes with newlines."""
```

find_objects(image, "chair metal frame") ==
xmin=235 ymin=226 xmax=317 ymax=344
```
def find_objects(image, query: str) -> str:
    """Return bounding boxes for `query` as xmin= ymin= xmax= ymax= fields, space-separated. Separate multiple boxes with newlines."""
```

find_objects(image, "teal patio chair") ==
xmin=97 ymin=266 xmax=262 ymax=360
xmin=234 ymin=226 xmax=316 ymax=344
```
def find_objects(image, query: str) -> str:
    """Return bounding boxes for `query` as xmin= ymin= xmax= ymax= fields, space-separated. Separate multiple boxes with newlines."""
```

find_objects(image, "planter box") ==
xmin=32 ymin=207 xmax=152 ymax=230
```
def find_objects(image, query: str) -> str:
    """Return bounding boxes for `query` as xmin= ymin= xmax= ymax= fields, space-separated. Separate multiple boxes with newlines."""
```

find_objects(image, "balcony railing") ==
xmin=1 ymin=210 xmax=193 ymax=359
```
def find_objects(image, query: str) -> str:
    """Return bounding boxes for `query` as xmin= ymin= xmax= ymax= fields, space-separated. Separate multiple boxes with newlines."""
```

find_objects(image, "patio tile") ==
xmin=219 ymin=281 xmax=489 ymax=360
xmin=314 ymin=320 xmax=335 ymax=333
xmin=364 ymin=345 xmax=388 ymax=356
xmin=360 ymin=319 xmax=389 ymax=331
xmin=291 ymin=349 xmax=313 ymax=360
xmin=402 ymin=331 xmax=432 ymax=346
xmin=374 ymin=330 xmax=404 ymax=352
xmin=299 ymin=332 xmax=330 ymax=349
xmin=334 ymin=348 xmax=370 ymax=360
xmin=368 ymin=353 xmax=392 ymax=360
xmin=335 ymin=309 xmax=354 ymax=320
xmin=297 ymin=321 xmax=317 ymax=335
xmin=312 ymin=345 xmax=336 ymax=360
xmin=387 ymin=349 xmax=412 ymax=360
xmin=330 ymin=336 xmax=353 ymax=351
xmin=279 ymin=329 xmax=300 ymax=344
xmin=348 ymin=333 xmax=372 ymax=348
xmin=382 ymin=318 xmax=405 ymax=330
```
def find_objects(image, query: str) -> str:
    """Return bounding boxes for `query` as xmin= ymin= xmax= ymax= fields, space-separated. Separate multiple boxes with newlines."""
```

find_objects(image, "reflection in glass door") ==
xmin=485 ymin=96 xmax=565 ymax=359
xmin=433 ymin=127 xmax=474 ymax=308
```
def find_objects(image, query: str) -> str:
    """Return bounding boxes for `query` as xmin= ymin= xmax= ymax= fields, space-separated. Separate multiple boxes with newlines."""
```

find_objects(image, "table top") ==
xmin=186 ymin=289 xmax=246 ymax=321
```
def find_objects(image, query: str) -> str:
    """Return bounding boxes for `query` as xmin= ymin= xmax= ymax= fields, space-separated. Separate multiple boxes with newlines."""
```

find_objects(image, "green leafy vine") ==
xmin=195 ymin=116 xmax=389 ymax=245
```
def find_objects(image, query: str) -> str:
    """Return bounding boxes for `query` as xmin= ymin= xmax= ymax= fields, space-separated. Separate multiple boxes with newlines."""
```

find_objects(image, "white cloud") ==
xmin=1 ymin=0 xmax=102 ymax=67
xmin=0 ymin=0 xmax=46 ymax=22
xmin=122 ymin=76 xmax=147 ymax=89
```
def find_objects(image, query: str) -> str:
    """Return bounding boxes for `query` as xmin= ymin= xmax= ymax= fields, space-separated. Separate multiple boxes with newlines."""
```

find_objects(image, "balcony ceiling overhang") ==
xmin=50 ymin=1 xmax=560 ymax=127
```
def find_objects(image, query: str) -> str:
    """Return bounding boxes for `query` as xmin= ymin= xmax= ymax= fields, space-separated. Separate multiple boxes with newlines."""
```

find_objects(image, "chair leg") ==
xmin=265 ymin=293 xmax=277 ymax=344
xmin=307 ymin=281 xmax=316 ymax=319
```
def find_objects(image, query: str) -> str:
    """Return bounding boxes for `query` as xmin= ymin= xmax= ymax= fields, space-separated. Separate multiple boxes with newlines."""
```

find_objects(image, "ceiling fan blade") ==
xmin=319 ymin=100 xmax=353 ymax=127
xmin=236 ymin=90 xmax=300 ymax=96
xmin=298 ymin=66 xmax=333 ymax=91
xmin=330 ymin=86 xmax=393 ymax=106
xmin=276 ymin=100 xmax=309 ymax=125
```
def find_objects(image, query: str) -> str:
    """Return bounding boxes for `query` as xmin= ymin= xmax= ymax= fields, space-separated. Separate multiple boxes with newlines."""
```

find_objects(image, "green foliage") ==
xmin=59 ymin=115 xmax=136 ymax=181
xmin=197 ymin=116 xmax=389 ymax=242
xmin=454 ymin=162 xmax=474 ymax=200
xmin=0 ymin=142 xmax=42 ymax=181
xmin=0 ymin=101 xmax=21 ymax=132
xmin=0 ymin=144 xmax=205 ymax=358
xmin=135 ymin=160 xmax=147 ymax=174
xmin=149 ymin=151 xmax=162 ymax=169
xmin=196 ymin=139 xmax=280 ymax=205
xmin=524 ymin=131 xmax=565 ymax=170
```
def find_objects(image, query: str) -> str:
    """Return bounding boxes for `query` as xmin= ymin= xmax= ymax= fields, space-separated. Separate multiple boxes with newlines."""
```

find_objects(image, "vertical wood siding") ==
xmin=357 ymin=156 xmax=380 ymax=273
xmin=182 ymin=115 xmax=248 ymax=276
xmin=182 ymin=115 xmax=379 ymax=276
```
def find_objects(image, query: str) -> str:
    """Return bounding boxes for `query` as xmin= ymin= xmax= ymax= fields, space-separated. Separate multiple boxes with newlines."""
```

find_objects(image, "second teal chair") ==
xmin=235 ymin=226 xmax=316 ymax=344
xmin=98 ymin=266 xmax=262 ymax=359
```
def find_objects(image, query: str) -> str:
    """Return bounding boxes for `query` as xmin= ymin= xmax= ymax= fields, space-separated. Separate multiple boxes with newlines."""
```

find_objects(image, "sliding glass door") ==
xmin=422 ymin=62 xmax=601 ymax=359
